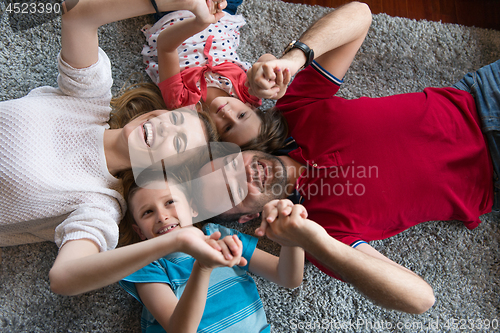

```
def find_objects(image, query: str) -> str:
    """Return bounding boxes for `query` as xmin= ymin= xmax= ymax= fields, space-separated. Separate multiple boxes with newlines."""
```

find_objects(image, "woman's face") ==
xmin=207 ymin=96 xmax=262 ymax=146
xmin=124 ymin=109 xmax=208 ymax=170
xmin=130 ymin=181 xmax=196 ymax=240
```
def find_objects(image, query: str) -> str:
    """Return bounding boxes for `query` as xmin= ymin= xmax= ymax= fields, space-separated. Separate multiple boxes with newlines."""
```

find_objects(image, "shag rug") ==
xmin=1 ymin=0 xmax=499 ymax=332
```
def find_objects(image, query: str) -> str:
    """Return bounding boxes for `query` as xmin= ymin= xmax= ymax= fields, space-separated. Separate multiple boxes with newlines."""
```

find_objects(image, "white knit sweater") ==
xmin=0 ymin=48 xmax=126 ymax=251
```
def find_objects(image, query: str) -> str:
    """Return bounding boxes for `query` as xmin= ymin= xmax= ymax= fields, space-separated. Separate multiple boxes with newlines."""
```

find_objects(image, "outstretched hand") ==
xmin=245 ymin=54 xmax=293 ymax=99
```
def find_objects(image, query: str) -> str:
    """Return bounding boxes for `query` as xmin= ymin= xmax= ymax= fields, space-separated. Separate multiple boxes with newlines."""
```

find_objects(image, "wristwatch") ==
xmin=283 ymin=40 xmax=315 ymax=69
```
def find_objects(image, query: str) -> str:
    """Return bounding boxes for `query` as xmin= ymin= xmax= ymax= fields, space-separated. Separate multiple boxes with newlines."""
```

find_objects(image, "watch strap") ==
xmin=283 ymin=40 xmax=315 ymax=69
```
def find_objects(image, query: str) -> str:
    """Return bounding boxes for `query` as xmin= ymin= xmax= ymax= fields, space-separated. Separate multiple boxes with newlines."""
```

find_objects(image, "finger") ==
xmin=275 ymin=68 xmax=284 ymax=86
xmin=217 ymin=239 xmax=233 ymax=260
xmin=290 ymin=204 xmax=308 ymax=222
xmin=277 ymin=199 xmax=294 ymax=217
xmin=237 ymin=257 xmax=248 ymax=267
xmin=262 ymin=200 xmax=279 ymax=223
xmin=283 ymin=68 xmax=291 ymax=85
xmin=208 ymin=231 xmax=221 ymax=241
xmin=214 ymin=12 xmax=225 ymax=21
xmin=218 ymin=0 xmax=227 ymax=10
xmin=296 ymin=204 xmax=308 ymax=219
xmin=232 ymin=235 xmax=243 ymax=257
xmin=222 ymin=235 xmax=239 ymax=256
xmin=255 ymin=218 xmax=269 ymax=237
xmin=262 ymin=64 xmax=277 ymax=82
xmin=205 ymin=239 xmax=221 ymax=251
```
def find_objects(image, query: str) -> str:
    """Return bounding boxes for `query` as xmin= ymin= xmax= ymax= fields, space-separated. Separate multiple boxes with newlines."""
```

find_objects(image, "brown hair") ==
xmin=109 ymin=81 xmax=219 ymax=179
xmin=239 ymin=106 xmax=289 ymax=153
xmin=118 ymin=166 xmax=195 ymax=246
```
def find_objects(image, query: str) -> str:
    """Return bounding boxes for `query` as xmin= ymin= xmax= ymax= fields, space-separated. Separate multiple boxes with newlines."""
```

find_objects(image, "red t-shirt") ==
xmin=276 ymin=62 xmax=494 ymax=277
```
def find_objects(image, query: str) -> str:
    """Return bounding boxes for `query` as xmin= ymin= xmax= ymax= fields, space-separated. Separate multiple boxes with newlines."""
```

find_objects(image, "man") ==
xmin=198 ymin=0 xmax=500 ymax=314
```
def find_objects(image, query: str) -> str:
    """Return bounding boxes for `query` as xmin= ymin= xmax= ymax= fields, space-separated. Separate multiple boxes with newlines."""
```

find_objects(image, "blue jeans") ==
xmin=453 ymin=59 xmax=500 ymax=212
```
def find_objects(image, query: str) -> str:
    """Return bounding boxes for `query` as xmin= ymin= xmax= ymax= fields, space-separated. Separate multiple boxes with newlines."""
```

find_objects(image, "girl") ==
xmin=0 ymin=0 xmax=236 ymax=296
xmin=141 ymin=0 xmax=290 ymax=152
xmin=119 ymin=169 xmax=305 ymax=333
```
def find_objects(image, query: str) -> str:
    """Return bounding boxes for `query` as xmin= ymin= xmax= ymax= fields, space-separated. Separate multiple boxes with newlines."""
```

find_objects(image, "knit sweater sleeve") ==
xmin=54 ymin=199 xmax=122 ymax=252
xmin=57 ymin=47 xmax=113 ymax=99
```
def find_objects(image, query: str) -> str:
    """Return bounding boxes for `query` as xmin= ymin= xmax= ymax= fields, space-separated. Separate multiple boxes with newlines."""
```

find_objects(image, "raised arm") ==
xmin=156 ymin=1 xmax=226 ymax=82
xmin=136 ymin=234 xmax=245 ymax=332
xmin=60 ymin=0 xmax=222 ymax=69
xmin=248 ymin=203 xmax=305 ymax=289
xmin=246 ymin=1 xmax=372 ymax=98
xmin=256 ymin=200 xmax=435 ymax=314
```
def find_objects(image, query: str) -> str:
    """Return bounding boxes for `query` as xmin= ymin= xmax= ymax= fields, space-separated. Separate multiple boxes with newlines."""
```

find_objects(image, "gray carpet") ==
xmin=1 ymin=0 xmax=500 ymax=332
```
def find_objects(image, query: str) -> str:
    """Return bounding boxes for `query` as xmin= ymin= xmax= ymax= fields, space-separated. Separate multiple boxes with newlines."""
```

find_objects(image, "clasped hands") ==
xmin=245 ymin=54 xmax=293 ymax=99
xmin=255 ymin=199 xmax=309 ymax=247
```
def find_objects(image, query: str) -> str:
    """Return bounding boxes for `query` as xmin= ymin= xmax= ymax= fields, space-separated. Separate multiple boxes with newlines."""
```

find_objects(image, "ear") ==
xmin=238 ymin=213 xmax=260 ymax=224
xmin=132 ymin=224 xmax=147 ymax=241
xmin=190 ymin=201 xmax=199 ymax=218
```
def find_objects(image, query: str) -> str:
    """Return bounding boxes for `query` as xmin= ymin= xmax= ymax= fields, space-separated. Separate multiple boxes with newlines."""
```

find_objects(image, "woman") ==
xmin=0 ymin=0 xmax=237 ymax=296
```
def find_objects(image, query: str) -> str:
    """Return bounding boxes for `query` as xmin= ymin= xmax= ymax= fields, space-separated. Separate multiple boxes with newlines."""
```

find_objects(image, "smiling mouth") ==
xmin=255 ymin=161 xmax=268 ymax=188
xmin=217 ymin=102 xmax=228 ymax=114
xmin=143 ymin=122 xmax=154 ymax=148
xmin=157 ymin=223 xmax=178 ymax=235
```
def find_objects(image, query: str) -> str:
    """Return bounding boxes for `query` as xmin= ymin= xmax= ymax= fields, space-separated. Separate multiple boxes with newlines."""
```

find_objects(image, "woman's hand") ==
xmin=191 ymin=0 xmax=227 ymax=25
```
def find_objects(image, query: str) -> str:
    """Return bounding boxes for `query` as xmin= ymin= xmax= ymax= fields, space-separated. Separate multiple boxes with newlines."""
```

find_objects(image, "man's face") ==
xmin=197 ymin=150 xmax=288 ymax=217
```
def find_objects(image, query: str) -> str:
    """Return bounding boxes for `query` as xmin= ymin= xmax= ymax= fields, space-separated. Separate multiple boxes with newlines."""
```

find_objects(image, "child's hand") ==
xmin=271 ymin=67 xmax=291 ymax=100
xmin=207 ymin=0 xmax=226 ymax=15
xmin=218 ymin=235 xmax=247 ymax=265
xmin=200 ymin=233 xmax=247 ymax=269
xmin=255 ymin=199 xmax=309 ymax=247
xmin=191 ymin=0 xmax=226 ymax=25
xmin=245 ymin=54 xmax=295 ymax=99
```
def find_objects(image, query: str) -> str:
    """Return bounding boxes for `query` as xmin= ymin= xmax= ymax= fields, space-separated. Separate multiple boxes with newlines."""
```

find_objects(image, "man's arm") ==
xmin=257 ymin=200 xmax=435 ymax=314
xmin=246 ymin=1 xmax=372 ymax=99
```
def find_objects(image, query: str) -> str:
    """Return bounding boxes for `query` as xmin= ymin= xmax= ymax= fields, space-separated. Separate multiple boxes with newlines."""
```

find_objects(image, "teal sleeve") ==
xmin=119 ymin=259 xmax=174 ymax=305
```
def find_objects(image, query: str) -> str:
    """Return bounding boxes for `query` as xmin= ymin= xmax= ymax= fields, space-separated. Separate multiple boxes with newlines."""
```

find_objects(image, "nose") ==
xmin=156 ymin=207 xmax=170 ymax=223
xmin=158 ymin=121 xmax=174 ymax=137
xmin=221 ymin=107 xmax=236 ymax=122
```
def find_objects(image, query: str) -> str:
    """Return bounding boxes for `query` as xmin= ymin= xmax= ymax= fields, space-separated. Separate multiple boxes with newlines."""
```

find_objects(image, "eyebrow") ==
xmin=136 ymin=193 xmax=172 ymax=213
xmin=179 ymin=112 xmax=185 ymax=124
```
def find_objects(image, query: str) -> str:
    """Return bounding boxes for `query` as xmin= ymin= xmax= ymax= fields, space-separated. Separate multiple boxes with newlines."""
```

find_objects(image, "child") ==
xmin=0 ymin=0 xmax=238 ymax=298
xmin=119 ymin=170 xmax=305 ymax=332
xmin=141 ymin=0 xmax=290 ymax=151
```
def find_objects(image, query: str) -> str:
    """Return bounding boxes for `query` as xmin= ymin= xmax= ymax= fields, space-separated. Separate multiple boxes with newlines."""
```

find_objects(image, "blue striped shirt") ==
xmin=120 ymin=223 xmax=271 ymax=333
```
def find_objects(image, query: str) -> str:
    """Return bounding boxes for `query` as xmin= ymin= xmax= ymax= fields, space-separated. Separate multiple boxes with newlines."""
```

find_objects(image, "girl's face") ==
xmin=124 ymin=109 xmax=208 ymax=169
xmin=130 ymin=181 xmax=197 ymax=240
xmin=208 ymin=97 xmax=262 ymax=146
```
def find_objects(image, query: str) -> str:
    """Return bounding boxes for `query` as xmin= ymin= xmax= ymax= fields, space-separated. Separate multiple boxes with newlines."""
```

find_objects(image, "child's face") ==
xmin=130 ymin=181 xmax=196 ymax=240
xmin=208 ymin=97 xmax=262 ymax=146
